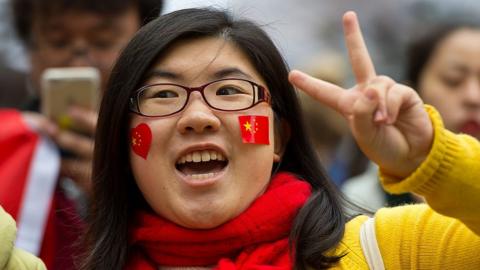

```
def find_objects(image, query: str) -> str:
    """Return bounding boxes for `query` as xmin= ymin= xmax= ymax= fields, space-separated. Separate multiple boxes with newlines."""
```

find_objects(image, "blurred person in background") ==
xmin=406 ymin=21 xmax=480 ymax=140
xmin=0 ymin=0 xmax=162 ymax=269
xmin=0 ymin=62 xmax=28 ymax=108
xmin=342 ymin=18 xmax=480 ymax=211
xmin=298 ymin=52 xmax=349 ymax=168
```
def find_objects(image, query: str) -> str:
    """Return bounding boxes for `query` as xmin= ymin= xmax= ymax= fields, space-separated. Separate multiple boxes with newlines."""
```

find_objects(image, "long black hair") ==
xmin=82 ymin=8 xmax=346 ymax=269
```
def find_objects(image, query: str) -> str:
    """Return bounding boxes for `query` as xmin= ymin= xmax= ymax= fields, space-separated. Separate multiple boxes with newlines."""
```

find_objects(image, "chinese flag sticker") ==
xmin=238 ymin=115 xmax=270 ymax=145
xmin=130 ymin=123 xmax=152 ymax=159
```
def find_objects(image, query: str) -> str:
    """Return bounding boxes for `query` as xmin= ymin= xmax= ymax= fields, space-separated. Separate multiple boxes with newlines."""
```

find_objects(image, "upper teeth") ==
xmin=177 ymin=150 xmax=225 ymax=164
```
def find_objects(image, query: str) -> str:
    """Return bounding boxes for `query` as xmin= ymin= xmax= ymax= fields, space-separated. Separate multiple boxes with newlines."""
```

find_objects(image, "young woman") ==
xmin=81 ymin=8 xmax=480 ymax=269
xmin=406 ymin=21 xmax=480 ymax=139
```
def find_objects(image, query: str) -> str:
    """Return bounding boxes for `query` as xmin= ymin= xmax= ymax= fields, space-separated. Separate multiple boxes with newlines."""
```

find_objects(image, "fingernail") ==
xmin=291 ymin=70 xmax=305 ymax=80
xmin=374 ymin=110 xmax=384 ymax=121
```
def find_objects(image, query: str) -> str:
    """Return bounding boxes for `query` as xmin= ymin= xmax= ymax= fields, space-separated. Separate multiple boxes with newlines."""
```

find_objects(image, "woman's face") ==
xmin=418 ymin=28 xmax=480 ymax=138
xmin=129 ymin=37 xmax=278 ymax=228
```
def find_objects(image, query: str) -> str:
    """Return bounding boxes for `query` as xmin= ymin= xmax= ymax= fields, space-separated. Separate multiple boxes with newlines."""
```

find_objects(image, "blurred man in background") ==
xmin=0 ymin=0 xmax=162 ymax=268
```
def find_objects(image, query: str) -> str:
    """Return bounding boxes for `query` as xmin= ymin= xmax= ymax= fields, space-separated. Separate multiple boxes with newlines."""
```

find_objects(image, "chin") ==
xmin=174 ymin=201 xmax=241 ymax=229
xmin=177 ymin=211 xmax=233 ymax=229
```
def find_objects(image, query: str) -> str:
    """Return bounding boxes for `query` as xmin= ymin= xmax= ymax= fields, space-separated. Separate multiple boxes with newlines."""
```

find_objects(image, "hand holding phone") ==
xmin=38 ymin=67 xmax=100 ymax=194
xmin=41 ymin=67 xmax=100 ymax=133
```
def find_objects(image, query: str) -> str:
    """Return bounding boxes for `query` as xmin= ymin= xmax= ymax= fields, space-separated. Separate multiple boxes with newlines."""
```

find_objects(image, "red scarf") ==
xmin=126 ymin=172 xmax=311 ymax=269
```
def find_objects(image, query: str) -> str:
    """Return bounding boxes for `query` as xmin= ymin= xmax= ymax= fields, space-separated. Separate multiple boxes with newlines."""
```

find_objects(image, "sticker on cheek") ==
xmin=238 ymin=115 xmax=270 ymax=145
xmin=130 ymin=123 xmax=152 ymax=159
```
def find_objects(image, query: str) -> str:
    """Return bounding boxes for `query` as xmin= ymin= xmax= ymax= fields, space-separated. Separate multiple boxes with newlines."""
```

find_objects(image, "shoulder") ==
xmin=4 ymin=249 xmax=46 ymax=270
xmin=329 ymin=205 xmax=439 ymax=269
xmin=327 ymin=214 xmax=370 ymax=269
xmin=0 ymin=207 xmax=46 ymax=270
xmin=0 ymin=206 xmax=17 ymax=269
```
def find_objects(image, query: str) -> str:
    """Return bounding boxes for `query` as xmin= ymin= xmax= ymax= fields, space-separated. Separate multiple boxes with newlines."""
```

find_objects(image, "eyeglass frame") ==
xmin=129 ymin=78 xmax=272 ymax=117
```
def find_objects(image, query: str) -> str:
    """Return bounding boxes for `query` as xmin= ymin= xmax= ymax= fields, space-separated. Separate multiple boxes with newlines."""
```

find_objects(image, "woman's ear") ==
xmin=273 ymin=114 xmax=290 ymax=162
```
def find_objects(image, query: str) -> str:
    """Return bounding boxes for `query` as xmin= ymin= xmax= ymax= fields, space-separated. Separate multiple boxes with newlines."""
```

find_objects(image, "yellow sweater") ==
xmin=331 ymin=106 xmax=480 ymax=269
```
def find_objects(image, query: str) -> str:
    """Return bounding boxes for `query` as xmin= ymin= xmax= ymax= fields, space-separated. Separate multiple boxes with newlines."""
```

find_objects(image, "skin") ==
xmin=23 ymin=7 xmax=141 ymax=194
xmin=418 ymin=28 xmax=480 ymax=139
xmin=290 ymin=11 xmax=433 ymax=180
xmin=30 ymin=7 xmax=140 ymax=92
xmin=130 ymin=37 xmax=280 ymax=229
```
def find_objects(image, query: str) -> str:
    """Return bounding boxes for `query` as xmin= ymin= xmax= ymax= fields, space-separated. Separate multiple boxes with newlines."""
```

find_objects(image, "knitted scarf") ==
xmin=126 ymin=172 xmax=311 ymax=269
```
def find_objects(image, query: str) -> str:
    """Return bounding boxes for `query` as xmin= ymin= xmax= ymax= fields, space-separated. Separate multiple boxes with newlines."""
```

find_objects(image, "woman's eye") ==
xmin=440 ymin=75 xmax=463 ymax=88
xmin=216 ymin=87 xmax=243 ymax=96
xmin=153 ymin=90 xmax=179 ymax=98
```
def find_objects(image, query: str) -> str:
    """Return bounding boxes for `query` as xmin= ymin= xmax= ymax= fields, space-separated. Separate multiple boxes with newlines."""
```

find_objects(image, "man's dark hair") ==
xmin=11 ymin=0 xmax=163 ymax=45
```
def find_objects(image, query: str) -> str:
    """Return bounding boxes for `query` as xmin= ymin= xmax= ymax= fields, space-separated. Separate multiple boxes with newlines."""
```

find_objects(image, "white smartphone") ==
xmin=41 ymin=67 xmax=100 ymax=133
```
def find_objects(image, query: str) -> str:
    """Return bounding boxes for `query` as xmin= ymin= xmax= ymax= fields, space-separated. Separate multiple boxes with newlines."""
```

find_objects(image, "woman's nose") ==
xmin=177 ymin=92 xmax=221 ymax=134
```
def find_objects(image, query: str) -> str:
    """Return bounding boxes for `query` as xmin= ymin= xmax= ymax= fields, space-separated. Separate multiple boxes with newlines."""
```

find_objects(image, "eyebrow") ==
xmin=212 ymin=68 xmax=253 ymax=80
xmin=450 ymin=64 xmax=470 ymax=74
xmin=145 ymin=67 xmax=254 ymax=81
xmin=443 ymin=59 xmax=470 ymax=72
xmin=145 ymin=70 xmax=180 ymax=80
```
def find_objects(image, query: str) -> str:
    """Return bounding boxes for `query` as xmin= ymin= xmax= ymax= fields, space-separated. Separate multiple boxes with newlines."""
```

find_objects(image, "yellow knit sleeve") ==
xmin=374 ymin=204 xmax=480 ymax=269
xmin=379 ymin=105 xmax=480 ymax=235
xmin=327 ymin=215 xmax=370 ymax=270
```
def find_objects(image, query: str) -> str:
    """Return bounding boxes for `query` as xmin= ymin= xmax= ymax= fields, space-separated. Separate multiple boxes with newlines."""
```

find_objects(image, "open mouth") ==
xmin=175 ymin=149 xmax=228 ymax=179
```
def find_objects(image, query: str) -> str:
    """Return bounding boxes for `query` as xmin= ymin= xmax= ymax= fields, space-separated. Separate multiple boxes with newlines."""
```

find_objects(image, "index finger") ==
xmin=343 ymin=11 xmax=376 ymax=83
xmin=289 ymin=70 xmax=345 ymax=114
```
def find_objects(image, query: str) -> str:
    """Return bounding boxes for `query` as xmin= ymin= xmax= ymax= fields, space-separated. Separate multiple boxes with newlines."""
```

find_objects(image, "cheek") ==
xmin=96 ymin=51 xmax=121 ymax=67
xmin=238 ymin=115 xmax=271 ymax=145
xmin=420 ymin=78 xmax=456 ymax=108
xmin=30 ymin=53 xmax=50 ymax=92
xmin=129 ymin=120 xmax=173 ymax=207
xmin=129 ymin=118 xmax=176 ymax=167
xmin=234 ymin=113 xmax=276 ymax=183
xmin=130 ymin=123 xmax=153 ymax=160
xmin=421 ymin=83 xmax=455 ymax=105
xmin=420 ymin=82 xmax=463 ymax=129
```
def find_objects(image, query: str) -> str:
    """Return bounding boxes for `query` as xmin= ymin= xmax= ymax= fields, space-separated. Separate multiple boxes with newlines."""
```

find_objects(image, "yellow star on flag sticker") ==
xmin=244 ymin=121 xmax=252 ymax=131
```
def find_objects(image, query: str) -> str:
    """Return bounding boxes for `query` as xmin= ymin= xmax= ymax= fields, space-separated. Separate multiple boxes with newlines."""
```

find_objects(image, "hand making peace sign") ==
xmin=289 ymin=11 xmax=434 ymax=179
